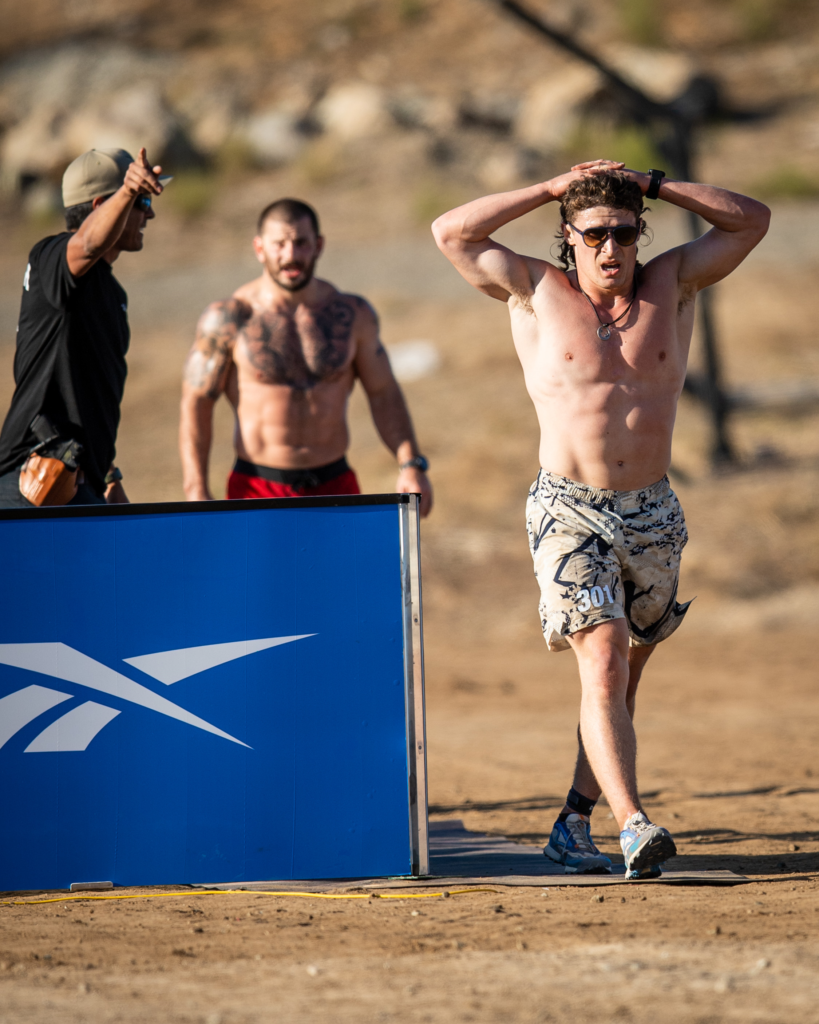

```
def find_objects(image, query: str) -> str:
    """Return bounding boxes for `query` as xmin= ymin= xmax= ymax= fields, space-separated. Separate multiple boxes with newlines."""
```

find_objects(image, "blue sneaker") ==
xmin=620 ymin=812 xmax=676 ymax=879
xmin=626 ymin=864 xmax=663 ymax=880
xmin=544 ymin=813 xmax=612 ymax=874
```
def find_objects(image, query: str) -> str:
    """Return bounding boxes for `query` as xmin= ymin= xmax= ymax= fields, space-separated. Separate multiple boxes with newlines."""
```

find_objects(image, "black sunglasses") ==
xmin=568 ymin=223 xmax=639 ymax=248
xmin=136 ymin=195 xmax=152 ymax=213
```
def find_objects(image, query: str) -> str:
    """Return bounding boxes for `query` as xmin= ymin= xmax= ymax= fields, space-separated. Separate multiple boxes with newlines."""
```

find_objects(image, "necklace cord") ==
xmin=578 ymin=278 xmax=638 ymax=330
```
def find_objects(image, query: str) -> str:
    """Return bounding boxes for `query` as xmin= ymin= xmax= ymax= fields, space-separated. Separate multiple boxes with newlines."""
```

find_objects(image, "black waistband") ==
xmin=233 ymin=456 xmax=351 ymax=487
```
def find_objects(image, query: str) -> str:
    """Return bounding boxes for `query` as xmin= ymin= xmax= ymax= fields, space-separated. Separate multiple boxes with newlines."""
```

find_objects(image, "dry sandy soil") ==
xmin=1 ymin=627 xmax=818 ymax=1024
xmin=1 ymin=173 xmax=819 ymax=1021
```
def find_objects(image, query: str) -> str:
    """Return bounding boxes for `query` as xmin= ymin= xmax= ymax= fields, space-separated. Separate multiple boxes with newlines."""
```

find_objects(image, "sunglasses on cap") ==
xmin=568 ymin=223 xmax=640 ymax=248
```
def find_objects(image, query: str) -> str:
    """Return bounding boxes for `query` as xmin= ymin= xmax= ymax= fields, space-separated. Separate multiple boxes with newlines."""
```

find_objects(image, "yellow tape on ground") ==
xmin=5 ymin=887 xmax=500 ymax=906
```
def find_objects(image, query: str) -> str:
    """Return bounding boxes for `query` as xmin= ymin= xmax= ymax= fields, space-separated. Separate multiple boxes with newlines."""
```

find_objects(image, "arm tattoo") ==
xmin=361 ymin=298 xmax=389 ymax=358
xmin=184 ymin=299 xmax=246 ymax=398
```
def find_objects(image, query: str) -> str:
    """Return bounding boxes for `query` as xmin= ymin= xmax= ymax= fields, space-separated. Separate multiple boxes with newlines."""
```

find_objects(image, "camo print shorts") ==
xmin=526 ymin=470 xmax=692 ymax=652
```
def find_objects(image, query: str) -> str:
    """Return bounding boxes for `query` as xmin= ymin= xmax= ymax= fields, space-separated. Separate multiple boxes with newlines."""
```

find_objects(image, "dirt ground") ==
xmin=9 ymin=632 xmax=819 ymax=1024
xmin=1 ymin=179 xmax=819 ymax=1022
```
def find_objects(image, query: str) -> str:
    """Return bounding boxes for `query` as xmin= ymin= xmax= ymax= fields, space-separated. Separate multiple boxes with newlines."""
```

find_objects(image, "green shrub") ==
xmin=215 ymin=137 xmax=259 ymax=176
xmin=411 ymin=181 xmax=463 ymax=226
xmin=567 ymin=121 xmax=663 ymax=174
xmin=163 ymin=170 xmax=217 ymax=219
xmin=295 ymin=139 xmax=343 ymax=186
xmin=399 ymin=0 xmax=427 ymax=22
xmin=619 ymin=0 xmax=664 ymax=47
xmin=737 ymin=0 xmax=777 ymax=40
xmin=752 ymin=166 xmax=819 ymax=200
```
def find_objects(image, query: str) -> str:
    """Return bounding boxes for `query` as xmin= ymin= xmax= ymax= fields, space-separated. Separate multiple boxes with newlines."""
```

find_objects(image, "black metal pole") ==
xmin=662 ymin=119 xmax=735 ymax=464
xmin=497 ymin=0 xmax=667 ymax=120
xmin=695 ymin=284 xmax=732 ymax=464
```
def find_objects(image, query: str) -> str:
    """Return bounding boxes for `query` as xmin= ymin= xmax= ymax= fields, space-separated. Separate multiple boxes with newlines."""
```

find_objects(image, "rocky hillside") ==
xmin=2 ymin=0 xmax=819 ymax=222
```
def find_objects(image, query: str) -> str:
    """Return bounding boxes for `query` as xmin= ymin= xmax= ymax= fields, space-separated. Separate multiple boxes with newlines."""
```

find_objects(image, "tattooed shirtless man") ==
xmin=180 ymin=199 xmax=432 ymax=512
xmin=433 ymin=162 xmax=768 ymax=877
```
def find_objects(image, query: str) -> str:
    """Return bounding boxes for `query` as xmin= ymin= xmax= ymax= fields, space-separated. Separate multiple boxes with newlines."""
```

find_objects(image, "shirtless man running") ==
xmin=433 ymin=162 xmax=768 ymax=877
xmin=180 ymin=198 xmax=432 ymax=513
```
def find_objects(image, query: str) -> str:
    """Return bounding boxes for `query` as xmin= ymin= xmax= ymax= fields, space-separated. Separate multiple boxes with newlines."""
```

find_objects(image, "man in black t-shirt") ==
xmin=0 ymin=146 xmax=167 ymax=507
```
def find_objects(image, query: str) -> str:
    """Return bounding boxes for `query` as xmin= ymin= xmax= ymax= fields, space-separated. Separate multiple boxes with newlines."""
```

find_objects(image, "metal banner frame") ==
xmin=399 ymin=496 xmax=429 ymax=876
xmin=0 ymin=494 xmax=428 ymax=889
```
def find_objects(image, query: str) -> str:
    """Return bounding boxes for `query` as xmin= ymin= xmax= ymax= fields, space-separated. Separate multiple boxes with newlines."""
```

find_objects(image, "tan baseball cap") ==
xmin=62 ymin=148 xmax=172 ymax=208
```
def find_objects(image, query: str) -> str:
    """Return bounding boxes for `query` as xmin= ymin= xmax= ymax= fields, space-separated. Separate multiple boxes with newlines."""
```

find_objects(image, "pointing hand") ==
xmin=123 ymin=147 xmax=164 ymax=198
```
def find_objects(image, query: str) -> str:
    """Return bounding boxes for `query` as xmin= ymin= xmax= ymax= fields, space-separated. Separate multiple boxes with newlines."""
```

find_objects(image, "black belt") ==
xmin=233 ymin=456 xmax=350 ymax=488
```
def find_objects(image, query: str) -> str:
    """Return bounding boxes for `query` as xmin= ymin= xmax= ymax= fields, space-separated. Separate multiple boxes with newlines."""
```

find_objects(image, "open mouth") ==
xmin=280 ymin=264 xmax=305 ymax=279
xmin=600 ymin=260 xmax=621 ymax=276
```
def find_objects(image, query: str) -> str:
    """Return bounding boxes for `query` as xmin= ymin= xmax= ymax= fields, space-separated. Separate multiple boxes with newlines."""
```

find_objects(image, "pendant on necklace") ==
xmin=597 ymin=326 xmax=611 ymax=341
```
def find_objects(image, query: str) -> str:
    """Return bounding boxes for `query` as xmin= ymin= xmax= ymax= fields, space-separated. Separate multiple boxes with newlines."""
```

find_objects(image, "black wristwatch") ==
xmin=104 ymin=467 xmax=123 ymax=486
xmin=400 ymin=455 xmax=429 ymax=473
xmin=646 ymin=168 xmax=666 ymax=201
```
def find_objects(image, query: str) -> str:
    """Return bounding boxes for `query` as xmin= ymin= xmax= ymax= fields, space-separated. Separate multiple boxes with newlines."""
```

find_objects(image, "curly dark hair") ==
xmin=555 ymin=171 xmax=648 ymax=270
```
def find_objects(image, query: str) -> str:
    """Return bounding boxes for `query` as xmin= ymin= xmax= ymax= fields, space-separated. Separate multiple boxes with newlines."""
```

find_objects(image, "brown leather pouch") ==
xmin=19 ymin=454 xmax=78 ymax=507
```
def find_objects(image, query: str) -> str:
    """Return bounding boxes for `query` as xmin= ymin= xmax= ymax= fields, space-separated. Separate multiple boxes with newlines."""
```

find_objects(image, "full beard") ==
xmin=268 ymin=256 xmax=318 ymax=292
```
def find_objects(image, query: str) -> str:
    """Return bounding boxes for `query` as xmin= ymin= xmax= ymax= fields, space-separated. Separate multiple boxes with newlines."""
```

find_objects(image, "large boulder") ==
xmin=459 ymin=91 xmax=519 ymax=133
xmin=479 ymin=147 xmax=534 ymax=191
xmin=515 ymin=66 xmax=603 ymax=154
xmin=388 ymin=88 xmax=457 ymax=133
xmin=602 ymin=47 xmax=696 ymax=103
xmin=0 ymin=42 xmax=176 ymax=127
xmin=62 ymin=85 xmax=178 ymax=164
xmin=186 ymin=98 xmax=238 ymax=156
xmin=237 ymin=109 xmax=307 ymax=166
xmin=316 ymin=82 xmax=389 ymax=140
xmin=0 ymin=104 xmax=72 ymax=186
xmin=0 ymin=43 xmax=183 ymax=188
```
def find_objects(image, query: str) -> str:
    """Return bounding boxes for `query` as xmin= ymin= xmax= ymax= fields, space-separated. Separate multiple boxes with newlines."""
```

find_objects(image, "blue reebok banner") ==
xmin=0 ymin=496 xmax=427 ymax=891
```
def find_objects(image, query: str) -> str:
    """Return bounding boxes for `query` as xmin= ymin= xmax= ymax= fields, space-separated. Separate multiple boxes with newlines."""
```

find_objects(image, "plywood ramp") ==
xmin=204 ymin=819 xmax=747 ymax=891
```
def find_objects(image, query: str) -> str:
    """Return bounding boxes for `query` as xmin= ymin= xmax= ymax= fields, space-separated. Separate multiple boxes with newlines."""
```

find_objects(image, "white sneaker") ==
xmin=544 ymin=813 xmax=612 ymax=874
xmin=620 ymin=812 xmax=676 ymax=879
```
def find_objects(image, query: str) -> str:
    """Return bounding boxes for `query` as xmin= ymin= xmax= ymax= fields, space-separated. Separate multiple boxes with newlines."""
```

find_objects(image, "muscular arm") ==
xmin=66 ymin=148 xmax=163 ymax=277
xmin=431 ymin=181 xmax=553 ymax=302
xmin=431 ymin=167 xmax=618 ymax=302
xmin=617 ymin=169 xmax=770 ymax=290
xmin=179 ymin=299 xmax=247 ymax=500
xmin=353 ymin=300 xmax=433 ymax=516
xmin=659 ymin=178 xmax=770 ymax=289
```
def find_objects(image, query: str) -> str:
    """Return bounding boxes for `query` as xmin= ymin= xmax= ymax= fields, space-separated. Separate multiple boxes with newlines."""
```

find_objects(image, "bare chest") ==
xmin=514 ymin=282 xmax=695 ymax=390
xmin=236 ymin=298 xmax=357 ymax=389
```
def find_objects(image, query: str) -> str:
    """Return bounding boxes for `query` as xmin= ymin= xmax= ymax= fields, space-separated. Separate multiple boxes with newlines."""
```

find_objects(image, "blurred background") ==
xmin=0 ymin=0 xmax=818 ymax=809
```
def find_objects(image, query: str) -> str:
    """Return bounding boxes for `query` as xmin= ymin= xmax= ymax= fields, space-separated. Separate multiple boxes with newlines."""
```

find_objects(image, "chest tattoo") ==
xmin=241 ymin=298 xmax=355 ymax=389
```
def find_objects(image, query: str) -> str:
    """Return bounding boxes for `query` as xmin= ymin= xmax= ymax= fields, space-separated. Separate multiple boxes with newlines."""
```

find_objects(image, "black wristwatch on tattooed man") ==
xmin=400 ymin=455 xmax=429 ymax=473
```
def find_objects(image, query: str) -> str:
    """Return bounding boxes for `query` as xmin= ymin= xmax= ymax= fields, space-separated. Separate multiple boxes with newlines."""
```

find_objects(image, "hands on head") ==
xmin=549 ymin=160 xmax=652 ymax=199
xmin=571 ymin=159 xmax=625 ymax=173
xmin=571 ymin=160 xmax=653 ymax=194
xmin=123 ymin=147 xmax=164 ymax=199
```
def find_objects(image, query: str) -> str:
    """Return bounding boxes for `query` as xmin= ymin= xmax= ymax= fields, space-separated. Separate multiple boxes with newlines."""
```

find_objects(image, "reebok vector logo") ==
xmin=0 ymin=635 xmax=315 ymax=753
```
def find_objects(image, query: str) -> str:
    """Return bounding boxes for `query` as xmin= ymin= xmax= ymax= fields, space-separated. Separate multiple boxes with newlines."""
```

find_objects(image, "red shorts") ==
xmin=227 ymin=467 xmax=361 ymax=500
